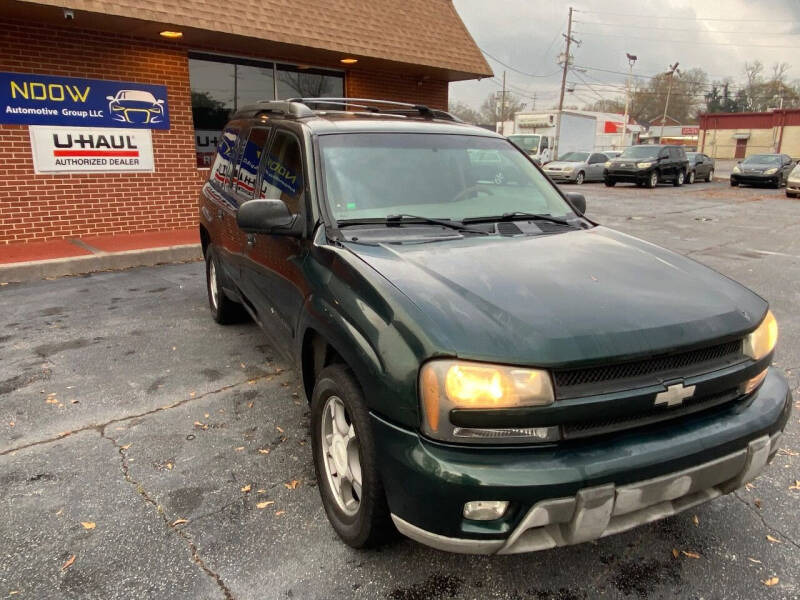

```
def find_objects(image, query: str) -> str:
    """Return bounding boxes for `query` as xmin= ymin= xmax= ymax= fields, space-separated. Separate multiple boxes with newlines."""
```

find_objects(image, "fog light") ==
xmin=463 ymin=500 xmax=509 ymax=521
xmin=740 ymin=369 xmax=768 ymax=395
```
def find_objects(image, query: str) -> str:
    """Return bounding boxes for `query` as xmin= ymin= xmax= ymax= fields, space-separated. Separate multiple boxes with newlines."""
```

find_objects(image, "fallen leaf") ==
xmin=748 ymin=557 xmax=762 ymax=564
xmin=172 ymin=346 xmax=177 ymax=351
xmin=256 ymin=501 xmax=275 ymax=509
xmin=8 ymin=421 xmax=14 ymax=428
xmin=70 ymin=399 xmax=79 ymax=404
xmin=766 ymin=535 xmax=782 ymax=544
xmin=240 ymin=363 xmax=246 ymax=369
xmin=284 ymin=479 xmax=300 ymax=490
xmin=61 ymin=555 xmax=76 ymax=571
xmin=257 ymin=489 xmax=266 ymax=494
xmin=692 ymin=515 xmax=699 ymax=526
xmin=763 ymin=577 xmax=779 ymax=587
xmin=80 ymin=522 xmax=95 ymax=530
xmin=672 ymin=548 xmax=679 ymax=559
xmin=56 ymin=509 xmax=63 ymax=516
xmin=778 ymin=448 xmax=798 ymax=456
xmin=120 ymin=443 xmax=132 ymax=451
xmin=247 ymin=379 xmax=257 ymax=385
xmin=193 ymin=421 xmax=208 ymax=430
xmin=275 ymin=510 xmax=286 ymax=516
xmin=276 ymin=426 xmax=284 ymax=433
xmin=681 ymin=551 xmax=701 ymax=559
xmin=234 ymin=446 xmax=245 ymax=452
xmin=9 ymin=591 xmax=19 ymax=595
xmin=189 ymin=391 xmax=196 ymax=398
xmin=46 ymin=397 xmax=59 ymax=404
xmin=241 ymin=484 xmax=251 ymax=493
xmin=745 ymin=482 xmax=755 ymax=490
xmin=172 ymin=518 xmax=188 ymax=526
xmin=789 ymin=480 xmax=800 ymax=490
xmin=754 ymin=499 xmax=762 ymax=509
xmin=248 ymin=401 xmax=254 ymax=408
xmin=258 ymin=448 xmax=270 ymax=455
xmin=204 ymin=413 xmax=209 ymax=418
xmin=165 ymin=462 xmax=174 ymax=470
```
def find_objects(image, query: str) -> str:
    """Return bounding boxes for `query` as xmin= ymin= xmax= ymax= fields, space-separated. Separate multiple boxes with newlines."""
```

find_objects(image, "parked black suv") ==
xmin=199 ymin=99 xmax=790 ymax=555
xmin=604 ymin=144 xmax=690 ymax=188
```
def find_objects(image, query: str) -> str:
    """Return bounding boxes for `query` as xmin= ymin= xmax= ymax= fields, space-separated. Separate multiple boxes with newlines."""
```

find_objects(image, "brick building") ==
xmin=0 ymin=0 xmax=491 ymax=244
xmin=698 ymin=110 xmax=800 ymax=160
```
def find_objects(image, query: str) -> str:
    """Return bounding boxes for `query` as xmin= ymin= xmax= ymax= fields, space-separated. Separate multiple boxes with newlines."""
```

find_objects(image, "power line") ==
xmin=573 ymin=9 xmax=799 ymax=23
xmin=479 ymin=47 xmax=562 ymax=78
xmin=573 ymin=30 xmax=800 ymax=50
xmin=573 ymin=19 xmax=796 ymax=34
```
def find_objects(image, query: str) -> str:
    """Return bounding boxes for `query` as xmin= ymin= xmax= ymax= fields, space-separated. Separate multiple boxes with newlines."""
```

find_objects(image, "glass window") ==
xmin=189 ymin=54 xmax=343 ymax=168
xmin=276 ymin=66 xmax=344 ymax=99
xmin=233 ymin=127 xmax=270 ymax=199
xmin=259 ymin=131 xmax=305 ymax=215
xmin=209 ymin=126 xmax=240 ymax=190
xmin=318 ymin=133 xmax=574 ymax=223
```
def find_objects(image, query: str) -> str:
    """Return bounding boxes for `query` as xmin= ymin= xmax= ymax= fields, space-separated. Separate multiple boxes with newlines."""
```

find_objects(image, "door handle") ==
xmin=217 ymin=208 xmax=224 ymax=220
xmin=246 ymin=234 xmax=256 ymax=248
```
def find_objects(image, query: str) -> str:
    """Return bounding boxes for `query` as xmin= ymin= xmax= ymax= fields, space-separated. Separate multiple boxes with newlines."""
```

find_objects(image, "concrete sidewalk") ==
xmin=0 ymin=229 xmax=202 ymax=283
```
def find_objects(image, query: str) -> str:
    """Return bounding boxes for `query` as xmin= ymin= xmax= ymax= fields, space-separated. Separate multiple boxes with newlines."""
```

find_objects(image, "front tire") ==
xmin=575 ymin=171 xmax=585 ymax=185
xmin=647 ymin=171 xmax=659 ymax=188
xmin=731 ymin=179 xmax=739 ymax=187
xmin=604 ymin=178 xmax=616 ymax=187
xmin=205 ymin=246 xmax=244 ymax=324
xmin=673 ymin=170 xmax=685 ymax=187
xmin=706 ymin=169 xmax=714 ymax=182
xmin=688 ymin=170 xmax=696 ymax=184
xmin=311 ymin=364 xmax=394 ymax=548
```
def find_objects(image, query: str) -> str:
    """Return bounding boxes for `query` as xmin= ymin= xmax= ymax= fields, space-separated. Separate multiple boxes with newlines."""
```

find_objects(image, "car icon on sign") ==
xmin=106 ymin=90 xmax=165 ymax=124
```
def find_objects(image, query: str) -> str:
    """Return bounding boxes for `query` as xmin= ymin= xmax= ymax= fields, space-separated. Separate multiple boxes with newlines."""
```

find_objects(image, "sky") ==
xmin=450 ymin=0 xmax=800 ymax=112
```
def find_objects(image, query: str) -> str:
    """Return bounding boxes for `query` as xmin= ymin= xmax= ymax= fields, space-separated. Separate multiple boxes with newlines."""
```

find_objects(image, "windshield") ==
xmin=118 ymin=90 xmax=156 ymax=102
xmin=742 ymin=154 xmax=780 ymax=165
xmin=507 ymin=135 xmax=541 ymax=152
xmin=619 ymin=146 xmax=660 ymax=159
xmin=686 ymin=152 xmax=698 ymax=160
xmin=318 ymin=133 xmax=574 ymax=222
xmin=558 ymin=152 xmax=589 ymax=162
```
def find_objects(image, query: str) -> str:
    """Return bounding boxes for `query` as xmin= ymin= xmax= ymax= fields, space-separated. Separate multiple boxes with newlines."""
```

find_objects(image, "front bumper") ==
xmin=786 ymin=179 xmax=800 ymax=194
xmin=374 ymin=368 xmax=791 ymax=554
xmin=731 ymin=173 xmax=778 ymax=186
xmin=545 ymin=170 xmax=578 ymax=182
xmin=604 ymin=168 xmax=651 ymax=183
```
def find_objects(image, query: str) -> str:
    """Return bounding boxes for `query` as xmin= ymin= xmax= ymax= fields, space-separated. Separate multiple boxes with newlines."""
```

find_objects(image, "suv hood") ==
xmin=344 ymin=227 xmax=765 ymax=367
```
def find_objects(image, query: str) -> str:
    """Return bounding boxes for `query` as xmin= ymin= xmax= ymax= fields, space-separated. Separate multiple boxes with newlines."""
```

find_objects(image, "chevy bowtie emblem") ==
xmin=654 ymin=383 xmax=696 ymax=407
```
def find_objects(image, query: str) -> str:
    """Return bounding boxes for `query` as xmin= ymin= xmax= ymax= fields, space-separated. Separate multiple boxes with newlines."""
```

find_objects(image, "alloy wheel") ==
xmin=321 ymin=395 xmax=362 ymax=516
xmin=209 ymin=260 xmax=219 ymax=310
xmin=688 ymin=171 xmax=695 ymax=184
xmin=575 ymin=172 xmax=584 ymax=185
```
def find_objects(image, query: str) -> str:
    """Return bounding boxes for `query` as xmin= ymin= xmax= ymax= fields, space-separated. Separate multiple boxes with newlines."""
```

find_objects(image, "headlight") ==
xmin=563 ymin=167 xmax=574 ymax=173
xmin=744 ymin=310 xmax=778 ymax=361
xmin=420 ymin=359 xmax=556 ymax=444
xmin=636 ymin=161 xmax=653 ymax=168
xmin=604 ymin=161 xmax=611 ymax=167
xmin=111 ymin=105 xmax=123 ymax=111
xmin=733 ymin=165 xmax=741 ymax=173
xmin=764 ymin=167 xmax=778 ymax=175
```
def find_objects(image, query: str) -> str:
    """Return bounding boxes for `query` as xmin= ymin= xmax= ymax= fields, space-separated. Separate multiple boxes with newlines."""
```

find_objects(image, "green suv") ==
xmin=199 ymin=98 xmax=791 ymax=554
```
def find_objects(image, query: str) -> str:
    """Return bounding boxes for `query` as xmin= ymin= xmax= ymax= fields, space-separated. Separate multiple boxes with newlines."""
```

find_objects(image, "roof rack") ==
xmin=234 ymin=101 xmax=315 ymax=120
xmin=287 ymin=98 xmax=460 ymax=121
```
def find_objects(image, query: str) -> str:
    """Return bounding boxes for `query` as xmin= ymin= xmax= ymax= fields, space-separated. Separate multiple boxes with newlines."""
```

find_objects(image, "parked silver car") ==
xmin=786 ymin=162 xmax=800 ymax=198
xmin=543 ymin=151 xmax=609 ymax=184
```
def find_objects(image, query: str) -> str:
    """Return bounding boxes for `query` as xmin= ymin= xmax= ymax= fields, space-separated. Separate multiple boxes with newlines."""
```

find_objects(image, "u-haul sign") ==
xmin=29 ymin=125 xmax=154 ymax=173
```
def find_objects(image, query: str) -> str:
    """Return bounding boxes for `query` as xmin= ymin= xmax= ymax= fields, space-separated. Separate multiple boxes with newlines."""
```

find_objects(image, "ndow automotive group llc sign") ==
xmin=29 ymin=126 xmax=154 ymax=173
xmin=1 ymin=72 xmax=170 ymax=129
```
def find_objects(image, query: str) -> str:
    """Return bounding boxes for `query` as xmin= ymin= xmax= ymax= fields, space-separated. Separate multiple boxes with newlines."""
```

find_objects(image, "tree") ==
xmin=584 ymin=99 xmax=626 ymax=114
xmin=628 ymin=67 xmax=709 ymax=124
xmin=478 ymin=92 xmax=526 ymax=124
xmin=448 ymin=100 xmax=481 ymax=124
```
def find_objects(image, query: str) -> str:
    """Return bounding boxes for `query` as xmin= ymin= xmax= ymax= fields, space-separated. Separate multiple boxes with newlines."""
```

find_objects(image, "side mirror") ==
xmin=236 ymin=199 xmax=297 ymax=234
xmin=565 ymin=192 xmax=586 ymax=215
xmin=106 ymin=96 xmax=114 ymax=101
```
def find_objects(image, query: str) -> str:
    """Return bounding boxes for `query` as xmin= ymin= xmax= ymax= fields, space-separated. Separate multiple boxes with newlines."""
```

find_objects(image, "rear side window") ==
xmin=259 ymin=130 xmax=305 ymax=215
xmin=209 ymin=126 xmax=239 ymax=189
xmin=233 ymin=127 xmax=270 ymax=199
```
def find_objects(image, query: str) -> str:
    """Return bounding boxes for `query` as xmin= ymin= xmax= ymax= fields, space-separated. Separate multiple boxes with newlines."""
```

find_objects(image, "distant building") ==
xmin=639 ymin=117 xmax=698 ymax=147
xmin=698 ymin=110 xmax=800 ymax=159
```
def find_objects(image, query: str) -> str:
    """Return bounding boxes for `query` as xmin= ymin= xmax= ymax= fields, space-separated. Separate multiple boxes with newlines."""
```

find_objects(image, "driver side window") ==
xmin=259 ymin=130 xmax=305 ymax=215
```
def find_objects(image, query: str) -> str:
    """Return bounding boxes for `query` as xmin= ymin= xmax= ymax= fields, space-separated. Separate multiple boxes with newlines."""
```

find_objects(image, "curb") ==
xmin=0 ymin=244 xmax=203 ymax=284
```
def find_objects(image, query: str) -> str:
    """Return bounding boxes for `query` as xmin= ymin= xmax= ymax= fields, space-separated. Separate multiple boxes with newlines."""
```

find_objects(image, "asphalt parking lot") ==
xmin=1 ymin=180 xmax=799 ymax=600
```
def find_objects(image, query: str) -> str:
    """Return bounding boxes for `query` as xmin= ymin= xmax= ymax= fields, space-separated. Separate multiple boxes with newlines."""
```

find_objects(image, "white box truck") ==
xmin=509 ymin=111 xmax=597 ymax=163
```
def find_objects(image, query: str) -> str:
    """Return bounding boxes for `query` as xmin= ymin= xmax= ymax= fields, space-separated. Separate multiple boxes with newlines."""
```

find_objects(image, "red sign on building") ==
xmin=681 ymin=127 xmax=699 ymax=135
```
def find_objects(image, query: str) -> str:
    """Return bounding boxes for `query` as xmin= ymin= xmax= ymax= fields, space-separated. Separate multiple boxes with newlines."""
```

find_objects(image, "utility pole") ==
xmin=620 ymin=53 xmax=637 ymax=149
xmin=554 ymin=7 xmax=578 ymax=161
xmin=660 ymin=62 xmax=680 ymax=141
xmin=500 ymin=70 xmax=507 ymax=135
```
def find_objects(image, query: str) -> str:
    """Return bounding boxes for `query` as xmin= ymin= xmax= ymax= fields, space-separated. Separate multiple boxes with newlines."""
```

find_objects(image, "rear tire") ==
xmin=647 ymin=171 xmax=659 ymax=188
xmin=673 ymin=170 xmax=685 ymax=187
xmin=311 ymin=364 xmax=395 ymax=549
xmin=688 ymin=170 xmax=696 ymax=184
xmin=730 ymin=179 xmax=739 ymax=187
xmin=205 ymin=246 xmax=245 ymax=324
xmin=706 ymin=169 xmax=714 ymax=182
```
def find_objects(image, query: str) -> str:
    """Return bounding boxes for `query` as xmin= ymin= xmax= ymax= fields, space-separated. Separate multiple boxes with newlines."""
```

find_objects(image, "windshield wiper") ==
xmin=463 ymin=211 xmax=571 ymax=226
xmin=382 ymin=214 xmax=488 ymax=234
